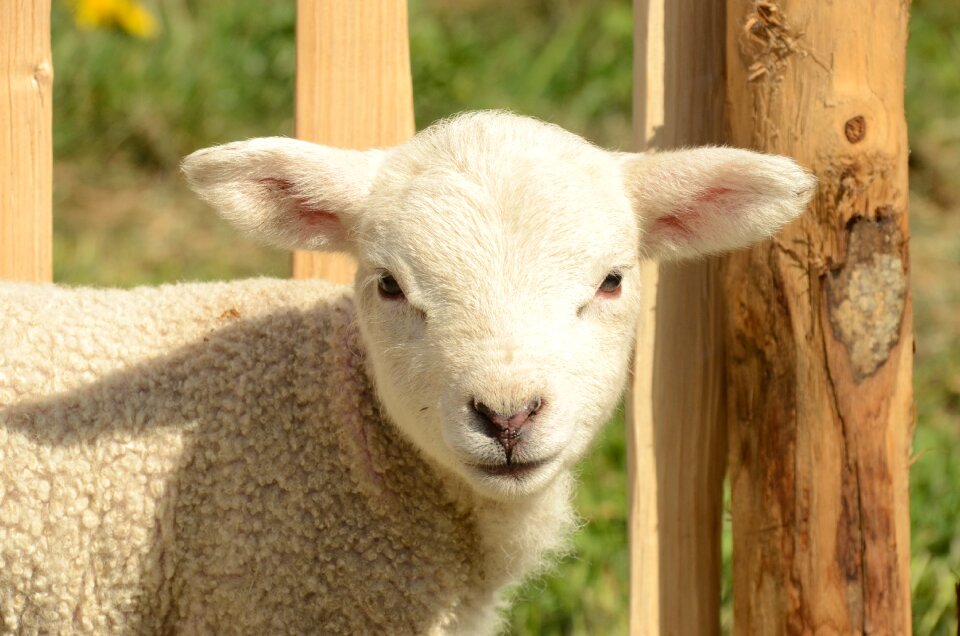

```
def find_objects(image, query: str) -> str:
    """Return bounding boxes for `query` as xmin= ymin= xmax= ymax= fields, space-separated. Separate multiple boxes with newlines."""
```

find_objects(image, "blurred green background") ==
xmin=49 ymin=0 xmax=959 ymax=633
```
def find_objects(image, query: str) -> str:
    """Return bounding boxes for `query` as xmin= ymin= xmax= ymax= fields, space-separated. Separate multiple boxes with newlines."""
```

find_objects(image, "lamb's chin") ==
xmin=460 ymin=455 xmax=564 ymax=500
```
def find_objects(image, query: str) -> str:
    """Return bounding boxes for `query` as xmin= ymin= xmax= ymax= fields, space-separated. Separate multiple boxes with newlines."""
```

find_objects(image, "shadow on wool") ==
xmin=2 ymin=303 xmax=482 ymax=634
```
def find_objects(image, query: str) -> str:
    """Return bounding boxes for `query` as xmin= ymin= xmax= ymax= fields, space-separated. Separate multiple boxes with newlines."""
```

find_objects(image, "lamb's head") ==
xmin=183 ymin=111 xmax=815 ymax=500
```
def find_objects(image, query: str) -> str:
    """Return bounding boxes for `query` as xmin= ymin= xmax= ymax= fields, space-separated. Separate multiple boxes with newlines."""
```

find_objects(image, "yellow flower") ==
xmin=117 ymin=2 xmax=157 ymax=38
xmin=70 ymin=0 xmax=158 ymax=39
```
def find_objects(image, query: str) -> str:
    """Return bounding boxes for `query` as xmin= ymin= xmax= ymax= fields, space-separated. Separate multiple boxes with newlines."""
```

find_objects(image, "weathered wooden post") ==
xmin=293 ymin=0 xmax=415 ymax=284
xmin=0 ymin=1 xmax=52 ymax=282
xmin=724 ymin=1 xmax=913 ymax=632
xmin=628 ymin=0 xmax=727 ymax=634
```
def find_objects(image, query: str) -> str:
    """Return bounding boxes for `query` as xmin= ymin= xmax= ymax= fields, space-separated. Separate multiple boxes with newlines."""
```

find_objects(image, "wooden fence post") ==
xmin=724 ymin=1 xmax=913 ymax=633
xmin=292 ymin=0 xmax=415 ymax=283
xmin=0 ymin=1 xmax=52 ymax=282
xmin=628 ymin=0 xmax=727 ymax=634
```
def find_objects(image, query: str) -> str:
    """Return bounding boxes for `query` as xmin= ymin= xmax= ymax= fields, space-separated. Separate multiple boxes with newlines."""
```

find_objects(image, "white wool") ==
xmin=1 ymin=279 xmax=572 ymax=634
xmin=2 ymin=111 xmax=815 ymax=634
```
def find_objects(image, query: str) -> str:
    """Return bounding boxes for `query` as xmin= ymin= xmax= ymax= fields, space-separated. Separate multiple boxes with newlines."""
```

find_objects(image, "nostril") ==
xmin=471 ymin=400 xmax=504 ymax=444
xmin=471 ymin=400 xmax=499 ymax=426
xmin=526 ymin=396 xmax=543 ymax=416
xmin=470 ymin=397 xmax=544 ymax=434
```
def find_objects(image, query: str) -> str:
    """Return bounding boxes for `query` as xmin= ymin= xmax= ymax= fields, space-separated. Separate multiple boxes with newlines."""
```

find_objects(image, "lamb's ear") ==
xmin=620 ymin=147 xmax=817 ymax=260
xmin=182 ymin=137 xmax=386 ymax=252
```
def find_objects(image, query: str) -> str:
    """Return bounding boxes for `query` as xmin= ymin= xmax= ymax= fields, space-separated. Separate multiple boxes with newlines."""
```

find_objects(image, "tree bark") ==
xmin=628 ymin=0 xmax=727 ymax=634
xmin=724 ymin=1 xmax=913 ymax=633
xmin=292 ymin=0 xmax=414 ymax=283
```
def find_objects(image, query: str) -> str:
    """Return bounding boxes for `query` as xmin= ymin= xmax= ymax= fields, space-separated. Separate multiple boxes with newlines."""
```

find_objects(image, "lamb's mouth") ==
xmin=469 ymin=457 xmax=554 ymax=479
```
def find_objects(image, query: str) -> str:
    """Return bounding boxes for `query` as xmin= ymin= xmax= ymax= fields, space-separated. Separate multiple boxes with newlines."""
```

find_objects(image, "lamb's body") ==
xmin=0 ymin=278 xmax=571 ymax=635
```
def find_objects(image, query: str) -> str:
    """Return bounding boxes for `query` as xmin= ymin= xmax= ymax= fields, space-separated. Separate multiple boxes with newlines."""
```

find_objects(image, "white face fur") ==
xmin=184 ymin=111 xmax=815 ymax=501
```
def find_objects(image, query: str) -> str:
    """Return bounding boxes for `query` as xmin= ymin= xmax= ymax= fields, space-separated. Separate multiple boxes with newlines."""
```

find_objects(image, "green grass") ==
xmin=47 ymin=0 xmax=960 ymax=633
xmin=906 ymin=2 xmax=960 ymax=633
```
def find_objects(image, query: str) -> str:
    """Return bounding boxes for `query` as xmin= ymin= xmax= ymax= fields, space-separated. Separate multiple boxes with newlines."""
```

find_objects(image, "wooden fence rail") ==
xmin=724 ymin=1 xmax=913 ymax=632
xmin=629 ymin=0 xmax=727 ymax=633
xmin=292 ymin=0 xmax=414 ymax=284
xmin=0 ymin=0 xmax=52 ymax=283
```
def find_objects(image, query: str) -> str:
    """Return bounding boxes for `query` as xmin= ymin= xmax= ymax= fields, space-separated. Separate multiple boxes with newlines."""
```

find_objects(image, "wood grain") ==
xmin=292 ymin=0 xmax=415 ymax=283
xmin=724 ymin=1 xmax=913 ymax=633
xmin=0 ymin=1 xmax=52 ymax=282
xmin=629 ymin=0 xmax=727 ymax=634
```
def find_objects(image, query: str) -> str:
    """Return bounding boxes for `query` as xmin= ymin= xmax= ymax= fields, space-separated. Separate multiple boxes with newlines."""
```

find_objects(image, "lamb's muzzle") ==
xmin=471 ymin=396 xmax=543 ymax=462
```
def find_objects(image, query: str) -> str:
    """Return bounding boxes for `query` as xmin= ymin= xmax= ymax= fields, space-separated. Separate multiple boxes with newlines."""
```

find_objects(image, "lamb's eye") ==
xmin=597 ymin=271 xmax=623 ymax=298
xmin=377 ymin=273 xmax=405 ymax=300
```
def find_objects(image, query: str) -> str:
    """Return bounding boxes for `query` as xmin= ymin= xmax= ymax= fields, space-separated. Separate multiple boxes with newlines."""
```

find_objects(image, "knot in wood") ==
xmin=844 ymin=116 xmax=866 ymax=144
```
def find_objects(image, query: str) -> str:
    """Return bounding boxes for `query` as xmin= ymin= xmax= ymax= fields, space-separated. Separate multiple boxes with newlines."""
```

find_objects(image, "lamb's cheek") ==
xmin=567 ymin=302 xmax=640 ymax=435
xmin=356 ymin=317 xmax=453 ymax=466
xmin=358 ymin=301 xmax=423 ymax=392
xmin=569 ymin=309 xmax=635 ymax=392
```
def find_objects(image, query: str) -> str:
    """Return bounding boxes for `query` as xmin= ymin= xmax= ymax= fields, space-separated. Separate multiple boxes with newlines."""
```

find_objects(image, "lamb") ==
xmin=0 ymin=111 xmax=816 ymax=635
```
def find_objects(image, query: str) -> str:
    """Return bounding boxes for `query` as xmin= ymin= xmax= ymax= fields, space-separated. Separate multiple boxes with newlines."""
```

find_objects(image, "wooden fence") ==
xmin=0 ymin=1 xmax=913 ymax=633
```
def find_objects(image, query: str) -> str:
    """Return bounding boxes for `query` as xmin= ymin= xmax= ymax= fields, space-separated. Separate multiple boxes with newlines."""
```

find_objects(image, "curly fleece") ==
xmin=0 ymin=278 xmax=561 ymax=635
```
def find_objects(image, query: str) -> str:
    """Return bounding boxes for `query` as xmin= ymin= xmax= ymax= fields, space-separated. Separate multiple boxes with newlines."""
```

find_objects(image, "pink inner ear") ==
xmin=697 ymin=186 xmax=734 ymax=204
xmin=296 ymin=207 xmax=340 ymax=227
xmin=652 ymin=186 xmax=734 ymax=239
xmin=258 ymin=177 xmax=340 ymax=229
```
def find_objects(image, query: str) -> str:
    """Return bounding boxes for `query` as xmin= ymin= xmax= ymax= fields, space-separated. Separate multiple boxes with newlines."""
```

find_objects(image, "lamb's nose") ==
xmin=470 ymin=397 xmax=543 ymax=462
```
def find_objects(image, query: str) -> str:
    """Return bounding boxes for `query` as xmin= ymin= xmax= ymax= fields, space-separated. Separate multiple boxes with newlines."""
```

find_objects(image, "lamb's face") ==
xmin=183 ymin=111 xmax=816 ymax=500
xmin=352 ymin=133 xmax=643 ymax=498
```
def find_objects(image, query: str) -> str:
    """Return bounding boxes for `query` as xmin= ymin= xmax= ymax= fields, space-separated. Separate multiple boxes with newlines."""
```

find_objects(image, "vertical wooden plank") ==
xmin=628 ymin=0 xmax=727 ymax=634
xmin=0 ymin=1 xmax=52 ymax=282
xmin=625 ymin=260 xmax=662 ymax=632
xmin=724 ymin=1 xmax=913 ymax=633
xmin=292 ymin=0 xmax=415 ymax=283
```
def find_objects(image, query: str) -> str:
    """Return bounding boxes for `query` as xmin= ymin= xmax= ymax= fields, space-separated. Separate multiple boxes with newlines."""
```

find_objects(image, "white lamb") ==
xmin=0 ymin=111 xmax=815 ymax=635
